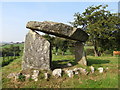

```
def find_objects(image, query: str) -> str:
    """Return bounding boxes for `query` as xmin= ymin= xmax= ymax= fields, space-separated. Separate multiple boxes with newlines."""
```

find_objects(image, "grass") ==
xmin=84 ymin=46 xmax=94 ymax=50
xmin=1 ymin=43 xmax=118 ymax=88
xmin=2 ymin=55 xmax=119 ymax=88
xmin=0 ymin=43 xmax=24 ymax=48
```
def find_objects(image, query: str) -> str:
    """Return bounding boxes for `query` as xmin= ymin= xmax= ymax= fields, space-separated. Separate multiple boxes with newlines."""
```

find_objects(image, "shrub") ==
xmin=85 ymin=48 xmax=94 ymax=56
xmin=18 ymin=73 xmax=26 ymax=82
xmin=69 ymin=47 xmax=75 ymax=55
xmin=102 ymin=50 xmax=113 ymax=56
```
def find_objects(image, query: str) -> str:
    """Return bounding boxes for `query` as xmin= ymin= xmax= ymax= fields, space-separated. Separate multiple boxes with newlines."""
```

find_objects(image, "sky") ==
xmin=0 ymin=1 xmax=119 ymax=42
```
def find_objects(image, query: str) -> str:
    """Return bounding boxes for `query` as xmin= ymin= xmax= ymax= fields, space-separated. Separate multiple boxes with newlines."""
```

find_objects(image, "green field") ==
xmin=1 ymin=43 xmax=119 ymax=88
xmin=1 ymin=43 xmax=24 ymax=49
xmin=2 ymin=54 xmax=119 ymax=88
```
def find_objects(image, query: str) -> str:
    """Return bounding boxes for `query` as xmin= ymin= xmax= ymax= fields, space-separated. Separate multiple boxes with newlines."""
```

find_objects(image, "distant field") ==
xmin=0 ymin=43 xmax=93 ymax=49
xmin=0 ymin=43 xmax=94 ymax=55
xmin=1 ymin=43 xmax=24 ymax=48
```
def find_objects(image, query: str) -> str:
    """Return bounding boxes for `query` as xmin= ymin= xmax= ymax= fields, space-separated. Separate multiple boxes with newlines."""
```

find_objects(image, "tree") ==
xmin=70 ymin=5 xmax=120 ymax=56
xmin=53 ymin=37 xmax=62 ymax=55
xmin=60 ymin=39 xmax=69 ymax=55
xmin=42 ymin=34 xmax=55 ymax=50
xmin=51 ymin=37 xmax=71 ymax=55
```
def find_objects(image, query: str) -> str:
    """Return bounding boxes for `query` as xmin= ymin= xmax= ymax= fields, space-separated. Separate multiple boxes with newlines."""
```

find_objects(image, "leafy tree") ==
xmin=60 ymin=39 xmax=69 ymax=55
xmin=42 ymin=34 xmax=55 ymax=50
xmin=70 ymin=5 xmax=120 ymax=56
xmin=2 ymin=45 xmax=21 ymax=60
xmin=53 ymin=37 xmax=63 ymax=55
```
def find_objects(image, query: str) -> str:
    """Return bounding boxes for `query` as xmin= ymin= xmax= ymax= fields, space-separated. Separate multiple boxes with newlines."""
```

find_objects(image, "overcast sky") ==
xmin=1 ymin=1 xmax=119 ymax=42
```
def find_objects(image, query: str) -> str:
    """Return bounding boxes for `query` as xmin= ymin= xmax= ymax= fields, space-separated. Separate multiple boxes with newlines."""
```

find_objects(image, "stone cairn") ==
xmin=22 ymin=21 xmax=89 ymax=70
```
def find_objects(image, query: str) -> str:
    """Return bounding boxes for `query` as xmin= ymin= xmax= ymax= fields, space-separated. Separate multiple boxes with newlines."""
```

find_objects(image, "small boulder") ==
xmin=7 ymin=73 xmax=16 ymax=78
xmin=24 ymin=74 xmax=30 ymax=80
xmin=98 ymin=67 xmax=104 ymax=73
xmin=79 ymin=68 xmax=88 ymax=75
xmin=106 ymin=67 xmax=109 ymax=70
xmin=44 ymin=72 xmax=49 ymax=80
xmin=52 ymin=69 xmax=62 ymax=78
xmin=66 ymin=63 xmax=72 ymax=67
xmin=65 ymin=70 xmax=74 ymax=78
xmin=90 ymin=66 xmax=94 ymax=73
xmin=73 ymin=68 xmax=80 ymax=75
xmin=7 ymin=72 xmax=21 ymax=81
xmin=15 ymin=73 xmax=21 ymax=81
xmin=31 ymin=70 xmax=39 ymax=81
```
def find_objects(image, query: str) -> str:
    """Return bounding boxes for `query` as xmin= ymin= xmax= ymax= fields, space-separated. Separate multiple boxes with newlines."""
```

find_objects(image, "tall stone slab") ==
xmin=75 ymin=42 xmax=87 ymax=66
xmin=22 ymin=30 xmax=51 ymax=70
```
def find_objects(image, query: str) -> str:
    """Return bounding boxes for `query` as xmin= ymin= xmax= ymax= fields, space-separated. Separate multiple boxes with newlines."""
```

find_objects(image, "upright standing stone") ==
xmin=75 ymin=42 xmax=87 ymax=66
xmin=22 ymin=30 xmax=51 ymax=70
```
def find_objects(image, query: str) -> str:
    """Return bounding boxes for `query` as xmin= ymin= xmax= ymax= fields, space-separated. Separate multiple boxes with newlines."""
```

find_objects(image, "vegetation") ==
xmin=2 ymin=55 xmax=118 ymax=88
xmin=43 ymin=34 xmax=75 ymax=55
xmin=1 ymin=42 xmax=119 ymax=88
xmin=1 ymin=4 xmax=119 ymax=88
xmin=70 ymin=5 xmax=120 ymax=56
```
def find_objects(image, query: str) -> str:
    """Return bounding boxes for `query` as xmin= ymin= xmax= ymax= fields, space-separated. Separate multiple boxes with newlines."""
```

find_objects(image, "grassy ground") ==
xmin=0 ymin=43 xmax=24 ymax=48
xmin=2 ymin=55 xmax=119 ymax=88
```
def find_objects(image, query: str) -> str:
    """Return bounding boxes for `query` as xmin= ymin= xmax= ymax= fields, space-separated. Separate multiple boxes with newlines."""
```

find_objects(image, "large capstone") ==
xmin=26 ymin=21 xmax=89 ymax=42
xmin=22 ymin=30 xmax=51 ymax=70
xmin=75 ymin=42 xmax=87 ymax=65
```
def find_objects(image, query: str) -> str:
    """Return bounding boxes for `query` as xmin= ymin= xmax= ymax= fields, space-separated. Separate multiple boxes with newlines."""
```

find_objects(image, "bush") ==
xmin=69 ymin=47 xmax=75 ymax=55
xmin=85 ymin=48 xmax=94 ymax=56
xmin=2 ymin=58 xmax=14 ymax=67
xmin=102 ymin=50 xmax=113 ymax=56
xmin=18 ymin=73 xmax=26 ymax=82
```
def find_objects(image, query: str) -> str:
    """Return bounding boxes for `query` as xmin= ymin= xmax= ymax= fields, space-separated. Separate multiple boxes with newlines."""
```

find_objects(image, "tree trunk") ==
xmin=93 ymin=40 xmax=101 ymax=57
xmin=55 ymin=52 xmax=58 ymax=55
xmin=55 ymin=47 xmax=58 ymax=55
xmin=62 ymin=51 xmax=64 ymax=55
xmin=3 ymin=56 xmax=4 ymax=61
xmin=14 ymin=52 xmax=16 ymax=59
xmin=94 ymin=46 xmax=99 ymax=57
xmin=7 ymin=56 xmax=9 ymax=60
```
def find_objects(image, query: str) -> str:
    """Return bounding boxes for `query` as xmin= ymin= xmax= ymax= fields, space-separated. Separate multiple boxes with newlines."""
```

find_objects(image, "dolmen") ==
xmin=22 ymin=21 xmax=89 ymax=70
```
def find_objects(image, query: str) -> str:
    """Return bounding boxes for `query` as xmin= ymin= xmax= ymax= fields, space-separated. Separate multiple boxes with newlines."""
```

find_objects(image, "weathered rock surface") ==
xmin=7 ymin=73 xmax=16 ymax=79
xmin=31 ymin=70 xmax=39 ymax=81
xmin=75 ymin=42 xmax=87 ymax=65
xmin=52 ymin=69 xmax=62 ymax=78
xmin=79 ymin=68 xmax=88 ymax=75
xmin=26 ymin=21 xmax=89 ymax=42
xmin=66 ymin=63 xmax=72 ymax=67
xmin=44 ymin=72 xmax=49 ymax=80
xmin=90 ymin=66 xmax=94 ymax=73
xmin=22 ymin=30 xmax=51 ymax=70
xmin=98 ymin=67 xmax=104 ymax=73
xmin=73 ymin=68 xmax=80 ymax=75
xmin=65 ymin=70 xmax=74 ymax=78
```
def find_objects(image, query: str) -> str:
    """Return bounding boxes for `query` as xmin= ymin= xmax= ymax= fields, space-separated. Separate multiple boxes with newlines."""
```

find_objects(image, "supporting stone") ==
xmin=75 ymin=42 xmax=87 ymax=66
xmin=22 ymin=30 xmax=51 ymax=70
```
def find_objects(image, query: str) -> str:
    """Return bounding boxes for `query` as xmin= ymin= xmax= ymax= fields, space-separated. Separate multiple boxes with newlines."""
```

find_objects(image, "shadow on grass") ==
xmin=52 ymin=59 xmax=77 ymax=70
xmin=2 ymin=58 xmax=16 ymax=67
xmin=52 ymin=58 xmax=110 ymax=69
xmin=87 ymin=58 xmax=110 ymax=66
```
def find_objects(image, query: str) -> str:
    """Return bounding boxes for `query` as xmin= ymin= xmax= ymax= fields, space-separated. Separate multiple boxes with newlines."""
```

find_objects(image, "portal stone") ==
xmin=22 ymin=30 xmax=51 ymax=70
xmin=75 ymin=42 xmax=87 ymax=66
